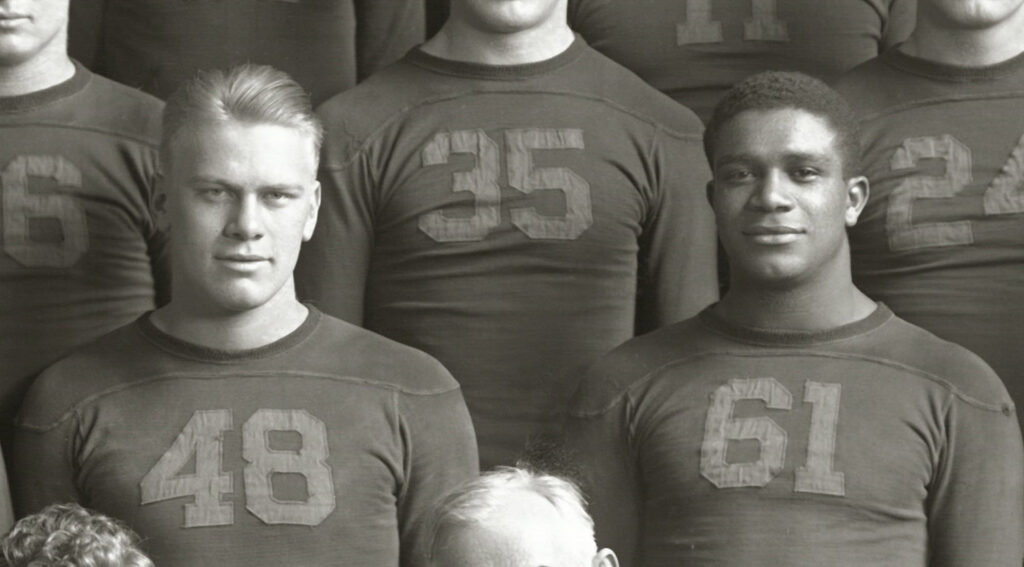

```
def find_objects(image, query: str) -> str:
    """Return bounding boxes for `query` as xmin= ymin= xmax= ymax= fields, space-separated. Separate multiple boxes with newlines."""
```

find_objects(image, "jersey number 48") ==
xmin=140 ymin=409 xmax=335 ymax=528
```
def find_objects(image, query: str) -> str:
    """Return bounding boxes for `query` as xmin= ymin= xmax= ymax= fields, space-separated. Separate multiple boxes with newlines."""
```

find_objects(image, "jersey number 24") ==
xmin=887 ymin=134 xmax=1024 ymax=251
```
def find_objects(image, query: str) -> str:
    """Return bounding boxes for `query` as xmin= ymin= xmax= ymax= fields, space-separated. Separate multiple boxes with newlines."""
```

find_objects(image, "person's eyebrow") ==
xmin=186 ymin=176 xmax=306 ymax=193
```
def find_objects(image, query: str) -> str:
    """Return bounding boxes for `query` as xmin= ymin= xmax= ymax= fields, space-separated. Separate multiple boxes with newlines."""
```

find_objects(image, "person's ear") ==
xmin=303 ymin=180 xmax=321 ymax=241
xmin=592 ymin=548 xmax=619 ymax=567
xmin=844 ymin=175 xmax=869 ymax=227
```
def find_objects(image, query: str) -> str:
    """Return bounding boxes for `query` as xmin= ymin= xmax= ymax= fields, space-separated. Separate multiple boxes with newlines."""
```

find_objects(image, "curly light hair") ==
xmin=1 ymin=503 xmax=152 ymax=567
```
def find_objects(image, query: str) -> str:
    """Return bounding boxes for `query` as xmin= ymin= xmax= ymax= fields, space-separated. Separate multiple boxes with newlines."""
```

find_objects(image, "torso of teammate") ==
xmin=836 ymin=50 xmax=1024 ymax=432
xmin=14 ymin=309 xmax=477 ymax=566
xmin=70 ymin=0 xmax=422 ymax=104
xmin=568 ymin=305 xmax=1022 ymax=566
xmin=300 ymin=39 xmax=717 ymax=467
xmin=0 ymin=64 xmax=165 ymax=436
xmin=568 ymin=0 xmax=913 ymax=121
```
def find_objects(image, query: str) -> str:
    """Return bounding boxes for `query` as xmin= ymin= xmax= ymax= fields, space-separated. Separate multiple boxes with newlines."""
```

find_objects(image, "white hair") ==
xmin=429 ymin=467 xmax=598 ymax=566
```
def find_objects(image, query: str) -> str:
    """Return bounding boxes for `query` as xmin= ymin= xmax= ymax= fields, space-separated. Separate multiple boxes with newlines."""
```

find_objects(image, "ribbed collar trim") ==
xmin=0 ymin=60 xmax=90 ymax=114
xmin=698 ymin=303 xmax=894 ymax=347
xmin=137 ymin=306 xmax=322 ymax=363
xmin=883 ymin=46 xmax=1024 ymax=82
xmin=406 ymin=35 xmax=587 ymax=80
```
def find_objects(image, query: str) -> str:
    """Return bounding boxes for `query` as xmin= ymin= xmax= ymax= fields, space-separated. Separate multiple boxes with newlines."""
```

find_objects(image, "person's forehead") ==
xmin=715 ymin=108 xmax=840 ymax=162
xmin=165 ymin=120 xmax=316 ymax=165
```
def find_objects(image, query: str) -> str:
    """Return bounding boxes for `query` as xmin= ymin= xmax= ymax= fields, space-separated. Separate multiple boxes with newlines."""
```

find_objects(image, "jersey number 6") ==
xmin=2 ymin=155 xmax=88 ymax=268
xmin=140 ymin=409 xmax=335 ymax=528
xmin=419 ymin=128 xmax=593 ymax=242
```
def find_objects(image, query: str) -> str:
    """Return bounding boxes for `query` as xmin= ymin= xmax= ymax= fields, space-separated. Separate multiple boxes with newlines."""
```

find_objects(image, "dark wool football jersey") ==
xmin=566 ymin=304 xmax=1024 ymax=566
xmin=0 ymin=64 xmax=168 ymax=442
xmin=296 ymin=37 xmax=719 ymax=468
xmin=569 ymin=0 xmax=915 ymax=122
xmin=69 ymin=0 xmax=424 ymax=105
xmin=13 ymin=307 xmax=478 ymax=567
xmin=835 ymin=49 xmax=1024 ymax=434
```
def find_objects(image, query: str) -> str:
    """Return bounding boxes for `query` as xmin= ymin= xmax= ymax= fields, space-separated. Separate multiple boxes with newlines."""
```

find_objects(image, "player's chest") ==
xmin=75 ymin=381 xmax=404 ymax=534
xmin=374 ymin=120 xmax=658 ymax=249
xmin=631 ymin=355 xmax=941 ymax=510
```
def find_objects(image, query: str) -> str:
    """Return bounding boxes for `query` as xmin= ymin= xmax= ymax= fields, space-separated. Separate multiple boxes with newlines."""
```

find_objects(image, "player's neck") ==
xmin=717 ymin=265 xmax=875 ymax=333
xmin=902 ymin=9 xmax=1024 ymax=67
xmin=421 ymin=17 xmax=575 ymax=66
xmin=0 ymin=49 xmax=75 ymax=97
xmin=151 ymin=283 xmax=310 ymax=352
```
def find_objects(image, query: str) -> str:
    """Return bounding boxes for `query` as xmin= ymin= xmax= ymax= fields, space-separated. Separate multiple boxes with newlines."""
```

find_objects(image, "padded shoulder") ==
xmin=864 ymin=316 xmax=1014 ymax=411
xmin=76 ymin=72 xmax=163 ymax=144
xmin=573 ymin=44 xmax=704 ymax=139
xmin=17 ymin=321 xmax=148 ymax=430
xmin=570 ymin=316 xmax=711 ymax=417
xmin=302 ymin=314 xmax=460 ymax=396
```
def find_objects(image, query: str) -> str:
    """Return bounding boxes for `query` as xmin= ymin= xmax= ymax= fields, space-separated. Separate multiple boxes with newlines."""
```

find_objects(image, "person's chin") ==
xmin=737 ymin=258 xmax=807 ymax=287
xmin=211 ymin=285 xmax=275 ymax=314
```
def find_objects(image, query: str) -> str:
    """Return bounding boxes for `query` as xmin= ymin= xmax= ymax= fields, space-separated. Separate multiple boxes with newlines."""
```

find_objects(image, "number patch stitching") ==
xmin=677 ymin=0 xmax=789 ymax=46
xmin=418 ymin=128 xmax=593 ymax=242
xmin=700 ymin=378 xmax=845 ymax=496
xmin=2 ymin=155 xmax=88 ymax=268
xmin=886 ymin=133 xmax=1024 ymax=251
xmin=141 ymin=409 xmax=336 ymax=527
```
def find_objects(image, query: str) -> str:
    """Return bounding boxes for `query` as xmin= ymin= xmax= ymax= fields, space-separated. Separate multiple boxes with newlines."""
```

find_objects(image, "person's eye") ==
xmin=721 ymin=168 xmax=753 ymax=183
xmin=198 ymin=187 xmax=229 ymax=200
xmin=791 ymin=167 xmax=821 ymax=181
xmin=263 ymin=191 xmax=293 ymax=204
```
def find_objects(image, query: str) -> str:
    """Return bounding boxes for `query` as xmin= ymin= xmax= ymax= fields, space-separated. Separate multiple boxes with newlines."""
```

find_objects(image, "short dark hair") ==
xmin=703 ymin=71 xmax=861 ymax=176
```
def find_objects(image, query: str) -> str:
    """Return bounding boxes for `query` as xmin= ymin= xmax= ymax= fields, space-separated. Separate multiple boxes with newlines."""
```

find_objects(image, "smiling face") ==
xmin=0 ymin=0 xmax=69 ymax=66
xmin=710 ymin=108 xmax=867 ymax=289
xmin=158 ymin=121 xmax=320 ymax=317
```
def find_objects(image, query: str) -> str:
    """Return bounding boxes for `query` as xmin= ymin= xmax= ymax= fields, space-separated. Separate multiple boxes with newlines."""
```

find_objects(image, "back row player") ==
xmin=297 ymin=0 xmax=719 ymax=468
xmin=836 ymin=0 xmax=1024 ymax=432
xmin=567 ymin=0 xmax=916 ymax=122
xmin=0 ymin=0 xmax=168 ymax=452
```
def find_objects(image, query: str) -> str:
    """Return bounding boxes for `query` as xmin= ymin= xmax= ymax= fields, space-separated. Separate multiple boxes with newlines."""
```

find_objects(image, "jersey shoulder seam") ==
xmin=571 ymin=348 xmax=1008 ymax=418
xmin=16 ymin=371 xmax=461 ymax=432
xmin=0 ymin=121 xmax=159 ymax=149
xmin=855 ymin=90 xmax=1024 ymax=123
xmin=320 ymin=88 xmax=702 ymax=173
